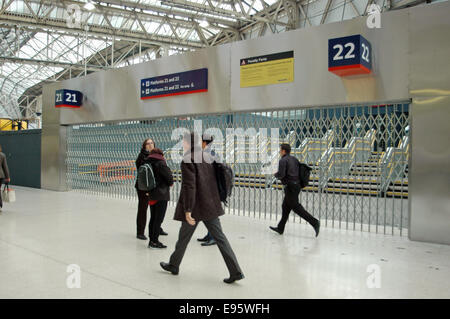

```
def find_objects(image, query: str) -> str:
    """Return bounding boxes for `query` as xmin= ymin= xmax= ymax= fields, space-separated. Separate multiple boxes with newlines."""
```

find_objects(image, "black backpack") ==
xmin=213 ymin=162 xmax=234 ymax=205
xmin=136 ymin=163 xmax=156 ymax=191
xmin=298 ymin=162 xmax=312 ymax=189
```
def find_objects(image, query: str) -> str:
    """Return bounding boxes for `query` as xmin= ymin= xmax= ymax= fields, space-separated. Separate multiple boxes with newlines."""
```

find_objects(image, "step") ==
xmin=353 ymin=162 xmax=379 ymax=167
xmin=235 ymin=182 xmax=267 ymax=188
xmin=386 ymin=191 xmax=409 ymax=198
xmin=333 ymin=177 xmax=379 ymax=184
xmin=326 ymin=182 xmax=380 ymax=191
xmin=272 ymin=184 xmax=318 ymax=192
xmin=235 ymin=173 xmax=267 ymax=178
xmin=324 ymin=188 xmax=379 ymax=196
xmin=389 ymin=185 xmax=409 ymax=192
xmin=351 ymin=166 xmax=379 ymax=172
xmin=350 ymin=171 xmax=381 ymax=177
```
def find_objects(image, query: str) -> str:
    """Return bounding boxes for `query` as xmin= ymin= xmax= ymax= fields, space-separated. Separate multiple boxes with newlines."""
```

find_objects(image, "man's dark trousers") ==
xmin=277 ymin=182 xmax=318 ymax=232
xmin=169 ymin=218 xmax=242 ymax=276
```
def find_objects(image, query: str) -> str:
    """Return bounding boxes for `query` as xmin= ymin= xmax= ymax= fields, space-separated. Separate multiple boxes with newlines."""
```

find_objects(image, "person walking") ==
xmin=135 ymin=138 xmax=168 ymax=240
xmin=269 ymin=143 xmax=320 ymax=237
xmin=147 ymin=148 xmax=174 ymax=249
xmin=160 ymin=132 xmax=244 ymax=284
xmin=197 ymin=133 xmax=218 ymax=247
xmin=0 ymin=145 xmax=11 ymax=212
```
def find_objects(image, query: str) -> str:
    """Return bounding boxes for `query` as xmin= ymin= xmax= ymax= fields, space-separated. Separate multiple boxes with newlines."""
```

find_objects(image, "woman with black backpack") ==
xmin=146 ymin=148 xmax=174 ymax=249
xmin=135 ymin=139 xmax=170 ymax=240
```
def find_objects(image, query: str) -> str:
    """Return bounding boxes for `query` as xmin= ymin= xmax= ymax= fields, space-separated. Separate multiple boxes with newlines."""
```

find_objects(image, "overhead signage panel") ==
xmin=240 ymin=51 xmax=294 ymax=88
xmin=328 ymin=35 xmax=372 ymax=76
xmin=141 ymin=68 xmax=208 ymax=100
xmin=55 ymin=89 xmax=83 ymax=108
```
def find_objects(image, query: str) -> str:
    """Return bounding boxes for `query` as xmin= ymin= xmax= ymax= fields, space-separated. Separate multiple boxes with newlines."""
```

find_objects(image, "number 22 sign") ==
xmin=328 ymin=35 xmax=372 ymax=76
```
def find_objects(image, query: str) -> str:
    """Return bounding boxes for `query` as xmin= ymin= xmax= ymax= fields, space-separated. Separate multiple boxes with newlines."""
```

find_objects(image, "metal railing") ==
xmin=380 ymin=136 xmax=409 ymax=193
xmin=318 ymin=129 xmax=376 ymax=189
xmin=66 ymin=104 xmax=410 ymax=236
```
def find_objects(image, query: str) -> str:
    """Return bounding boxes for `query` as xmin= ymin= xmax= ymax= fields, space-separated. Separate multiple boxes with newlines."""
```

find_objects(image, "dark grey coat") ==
xmin=174 ymin=152 xmax=224 ymax=222
xmin=0 ymin=152 xmax=10 ymax=180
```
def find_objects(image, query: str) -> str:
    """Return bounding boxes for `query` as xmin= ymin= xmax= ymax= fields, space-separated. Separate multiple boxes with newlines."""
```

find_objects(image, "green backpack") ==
xmin=137 ymin=163 xmax=156 ymax=191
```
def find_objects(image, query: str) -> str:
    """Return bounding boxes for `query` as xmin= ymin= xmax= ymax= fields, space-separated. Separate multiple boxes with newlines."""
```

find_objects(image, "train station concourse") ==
xmin=0 ymin=0 xmax=449 ymax=303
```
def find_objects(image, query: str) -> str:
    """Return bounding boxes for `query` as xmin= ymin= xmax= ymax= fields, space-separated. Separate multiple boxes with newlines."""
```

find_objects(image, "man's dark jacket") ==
xmin=274 ymin=154 xmax=300 ymax=185
xmin=174 ymin=149 xmax=224 ymax=222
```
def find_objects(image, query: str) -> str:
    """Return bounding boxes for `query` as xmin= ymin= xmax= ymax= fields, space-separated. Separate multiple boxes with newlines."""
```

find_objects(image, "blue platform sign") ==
xmin=55 ymin=89 xmax=83 ymax=108
xmin=328 ymin=34 xmax=372 ymax=76
xmin=141 ymin=68 xmax=208 ymax=100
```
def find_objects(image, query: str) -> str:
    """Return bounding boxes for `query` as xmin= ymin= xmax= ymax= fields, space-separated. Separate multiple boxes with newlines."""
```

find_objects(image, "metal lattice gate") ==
xmin=66 ymin=103 xmax=410 ymax=235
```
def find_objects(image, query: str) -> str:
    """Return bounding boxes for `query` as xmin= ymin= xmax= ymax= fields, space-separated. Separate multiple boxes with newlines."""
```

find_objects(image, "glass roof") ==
xmin=0 ymin=0 xmax=298 ymax=119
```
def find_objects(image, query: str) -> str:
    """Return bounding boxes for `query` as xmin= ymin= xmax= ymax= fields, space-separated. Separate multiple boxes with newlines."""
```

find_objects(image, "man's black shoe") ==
xmin=197 ymin=235 xmax=209 ymax=242
xmin=314 ymin=220 xmax=320 ymax=237
xmin=269 ymin=226 xmax=283 ymax=235
xmin=156 ymin=241 xmax=167 ymax=248
xmin=148 ymin=241 xmax=160 ymax=249
xmin=160 ymin=262 xmax=179 ymax=275
xmin=160 ymin=229 xmax=168 ymax=236
xmin=137 ymin=234 xmax=147 ymax=240
xmin=201 ymin=239 xmax=217 ymax=246
xmin=224 ymin=273 xmax=245 ymax=284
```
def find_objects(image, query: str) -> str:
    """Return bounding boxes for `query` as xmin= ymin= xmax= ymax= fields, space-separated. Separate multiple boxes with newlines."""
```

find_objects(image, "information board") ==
xmin=141 ymin=68 xmax=208 ymax=100
xmin=240 ymin=51 xmax=294 ymax=88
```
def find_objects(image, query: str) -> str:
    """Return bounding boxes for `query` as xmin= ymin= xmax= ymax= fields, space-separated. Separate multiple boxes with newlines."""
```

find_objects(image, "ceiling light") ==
xmin=199 ymin=19 xmax=209 ymax=28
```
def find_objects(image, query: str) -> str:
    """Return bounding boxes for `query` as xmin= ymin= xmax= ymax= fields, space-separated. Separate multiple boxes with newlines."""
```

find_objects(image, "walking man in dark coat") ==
xmin=197 ymin=133 xmax=219 ymax=247
xmin=160 ymin=132 xmax=244 ymax=284
xmin=270 ymin=143 xmax=320 ymax=237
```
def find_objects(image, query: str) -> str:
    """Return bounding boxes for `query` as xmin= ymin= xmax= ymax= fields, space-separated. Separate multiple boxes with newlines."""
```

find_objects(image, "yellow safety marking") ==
xmin=333 ymin=178 xmax=379 ymax=183
xmin=387 ymin=192 xmax=409 ymax=197
xmin=325 ymin=188 xmax=378 ymax=195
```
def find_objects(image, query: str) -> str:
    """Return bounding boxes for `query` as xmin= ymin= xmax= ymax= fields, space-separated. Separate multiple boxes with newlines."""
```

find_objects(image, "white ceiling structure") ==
xmin=0 ymin=0 xmax=436 ymax=126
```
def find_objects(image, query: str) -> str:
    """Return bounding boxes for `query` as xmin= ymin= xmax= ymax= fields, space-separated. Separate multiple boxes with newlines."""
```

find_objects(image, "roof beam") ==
xmin=320 ymin=0 xmax=333 ymax=24
xmin=0 ymin=56 xmax=110 ymax=71
xmin=0 ymin=15 xmax=205 ymax=49
xmin=91 ymin=0 xmax=238 ymax=28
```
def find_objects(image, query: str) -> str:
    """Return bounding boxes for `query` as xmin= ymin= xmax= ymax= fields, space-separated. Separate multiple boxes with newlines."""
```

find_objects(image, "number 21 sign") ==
xmin=55 ymin=89 xmax=83 ymax=108
xmin=328 ymin=35 xmax=372 ymax=76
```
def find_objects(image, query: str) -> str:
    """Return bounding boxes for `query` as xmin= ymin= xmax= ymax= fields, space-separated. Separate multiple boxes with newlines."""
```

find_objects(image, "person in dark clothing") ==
xmin=160 ymin=132 xmax=244 ymax=284
xmin=197 ymin=133 xmax=217 ymax=247
xmin=147 ymin=148 xmax=174 ymax=249
xmin=269 ymin=143 xmax=320 ymax=237
xmin=0 ymin=145 xmax=11 ymax=211
xmin=135 ymin=138 xmax=168 ymax=240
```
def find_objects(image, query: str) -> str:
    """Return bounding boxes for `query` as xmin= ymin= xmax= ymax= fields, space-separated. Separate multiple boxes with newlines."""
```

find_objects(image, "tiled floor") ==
xmin=0 ymin=186 xmax=448 ymax=299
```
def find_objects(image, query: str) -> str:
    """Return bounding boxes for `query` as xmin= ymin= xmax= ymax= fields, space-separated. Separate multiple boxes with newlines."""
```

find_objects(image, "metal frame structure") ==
xmin=0 ymin=0 xmax=432 ymax=124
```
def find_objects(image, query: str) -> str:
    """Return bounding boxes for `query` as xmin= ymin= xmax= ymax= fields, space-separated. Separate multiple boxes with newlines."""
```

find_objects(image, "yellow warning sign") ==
xmin=240 ymin=51 xmax=294 ymax=88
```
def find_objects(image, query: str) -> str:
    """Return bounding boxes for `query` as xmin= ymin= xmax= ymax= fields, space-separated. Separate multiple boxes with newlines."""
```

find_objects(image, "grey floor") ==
xmin=0 ymin=186 xmax=448 ymax=299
